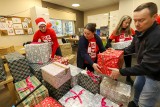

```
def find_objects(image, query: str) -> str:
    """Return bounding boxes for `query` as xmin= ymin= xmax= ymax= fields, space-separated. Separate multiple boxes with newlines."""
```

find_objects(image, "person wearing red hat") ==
xmin=33 ymin=17 xmax=62 ymax=58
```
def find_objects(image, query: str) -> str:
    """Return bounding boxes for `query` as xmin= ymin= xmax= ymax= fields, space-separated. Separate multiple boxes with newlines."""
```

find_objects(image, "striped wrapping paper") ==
xmin=15 ymin=76 xmax=49 ymax=106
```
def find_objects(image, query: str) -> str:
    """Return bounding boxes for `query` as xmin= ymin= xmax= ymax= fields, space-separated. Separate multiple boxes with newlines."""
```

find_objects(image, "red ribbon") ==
xmin=87 ymin=70 xmax=100 ymax=83
xmin=101 ymin=97 xmax=113 ymax=107
xmin=17 ymin=76 xmax=35 ymax=92
xmin=65 ymin=89 xmax=85 ymax=104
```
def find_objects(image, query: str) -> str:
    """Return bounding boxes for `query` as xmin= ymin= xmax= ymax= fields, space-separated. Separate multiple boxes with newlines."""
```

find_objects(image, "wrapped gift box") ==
xmin=68 ymin=64 xmax=83 ymax=87
xmin=41 ymin=62 xmax=71 ymax=89
xmin=34 ymin=97 xmax=62 ymax=107
xmin=59 ymin=85 xmax=94 ymax=107
xmin=112 ymin=40 xmax=132 ymax=49
xmin=88 ymin=93 xmax=119 ymax=107
xmin=97 ymin=50 xmax=124 ymax=76
xmin=78 ymin=70 xmax=102 ymax=94
xmin=5 ymin=52 xmax=32 ymax=82
xmin=25 ymin=43 xmax=51 ymax=63
xmin=52 ymin=55 xmax=69 ymax=65
xmin=64 ymin=54 xmax=76 ymax=64
xmin=29 ymin=61 xmax=53 ymax=82
xmin=60 ymin=43 xmax=72 ymax=57
xmin=15 ymin=76 xmax=49 ymax=106
xmin=44 ymin=79 xmax=71 ymax=100
xmin=100 ymin=77 xmax=131 ymax=106
xmin=0 ymin=58 xmax=6 ymax=81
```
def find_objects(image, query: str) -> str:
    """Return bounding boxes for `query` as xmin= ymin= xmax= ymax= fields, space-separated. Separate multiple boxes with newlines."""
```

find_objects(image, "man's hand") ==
xmin=108 ymin=67 xmax=120 ymax=79
xmin=92 ymin=63 xmax=101 ymax=73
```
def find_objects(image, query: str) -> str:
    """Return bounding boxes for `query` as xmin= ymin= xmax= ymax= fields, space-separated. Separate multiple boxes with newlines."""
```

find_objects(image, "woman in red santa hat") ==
xmin=33 ymin=17 xmax=62 ymax=58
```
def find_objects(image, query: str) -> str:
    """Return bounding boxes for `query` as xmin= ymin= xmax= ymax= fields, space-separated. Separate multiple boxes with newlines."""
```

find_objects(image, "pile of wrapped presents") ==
xmin=0 ymin=43 xmax=132 ymax=107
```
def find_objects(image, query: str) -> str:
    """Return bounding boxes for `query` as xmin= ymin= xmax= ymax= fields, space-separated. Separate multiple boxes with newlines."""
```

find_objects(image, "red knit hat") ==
xmin=35 ymin=17 xmax=46 ymax=26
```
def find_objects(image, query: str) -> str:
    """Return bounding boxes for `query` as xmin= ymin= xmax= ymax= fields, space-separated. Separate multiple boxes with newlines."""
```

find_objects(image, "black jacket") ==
xmin=77 ymin=34 xmax=105 ymax=69
xmin=120 ymin=22 xmax=160 ymax=81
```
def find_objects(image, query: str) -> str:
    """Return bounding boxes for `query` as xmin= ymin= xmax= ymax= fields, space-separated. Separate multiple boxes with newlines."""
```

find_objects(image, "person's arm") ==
xmin=105 ymin=31 xmax=116 ymax=49
xmin=50 ymin=29 xmax=59 ymax=58
xmin=32 ymin=31 xmax=39 ymax=42
xmin=120 ymin=34 xmax=160 ymax=76
xmin=78 ymin=37 xmax=94 ymax=66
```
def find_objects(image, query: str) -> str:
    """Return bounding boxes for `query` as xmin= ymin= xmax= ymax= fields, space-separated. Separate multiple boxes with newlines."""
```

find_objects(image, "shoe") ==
xmin=128 ymin=101 xmax=139 ymax=107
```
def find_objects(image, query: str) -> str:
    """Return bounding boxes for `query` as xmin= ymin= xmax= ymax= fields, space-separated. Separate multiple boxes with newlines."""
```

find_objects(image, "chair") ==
xmin=0 ymin=46 xmax=15 ymax=59
xmin=0 ymin=63 xmax=17 ymax=104
xmin=0 ymin=46 xmax=15 ymax=56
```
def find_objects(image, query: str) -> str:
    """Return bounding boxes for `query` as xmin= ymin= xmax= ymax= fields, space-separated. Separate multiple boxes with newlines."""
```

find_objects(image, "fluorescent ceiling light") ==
xmin=72 ymin=4 xmax=80 ymax=7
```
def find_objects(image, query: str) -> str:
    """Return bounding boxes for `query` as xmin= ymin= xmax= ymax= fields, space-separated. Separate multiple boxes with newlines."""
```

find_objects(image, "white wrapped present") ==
xmin=100 ymin=77 xmax=131 ymax=106
xmin=59 ymin=85 xmax=94 ymax=107
xmin=88 ymin=93 xmax=119 ymax=107
xmin=25 ymin=43 xmax=51 ymax=63
xmin=112 ymin=40 xmax=132 ymax=49
xmin=68 ymin=64 xmax=83 ymax=87
xmin=41 ymin=62 xmax=71 ymax=89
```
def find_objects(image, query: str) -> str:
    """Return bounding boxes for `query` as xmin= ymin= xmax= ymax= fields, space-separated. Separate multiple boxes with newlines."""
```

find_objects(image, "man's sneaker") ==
xmin=128 ymin=101 xmax=139 ymax=107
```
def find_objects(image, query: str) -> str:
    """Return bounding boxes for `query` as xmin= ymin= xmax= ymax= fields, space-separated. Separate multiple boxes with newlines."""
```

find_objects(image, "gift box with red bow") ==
xmin=100 ymin=77 xmax=131 ymax=106
xmin=34 ymin=97 xmax=62 ymax=107
xmin=41 ymin=62 xmax=71 ymax=89
xmin=88 ymin=93 xmax=119 ymax=107
xmin=15 ymin=76 xmax=49 ymax=106
xmin=52 ymin=55 xmax=69 ymax=65
xmin=59 ymin=85 xmax=94 ymax=107
xmin=97 ymin=50 xmax=124 ymax=76
xmin=78 ymin=70 xmax=102 ymax=94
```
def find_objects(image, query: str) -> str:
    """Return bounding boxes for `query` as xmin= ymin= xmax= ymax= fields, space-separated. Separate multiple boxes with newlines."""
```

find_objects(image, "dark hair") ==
xmin=84 ymin=23 xmax=96 ymax=33
xmin=134 ymin=2 xmax=157 ymax=16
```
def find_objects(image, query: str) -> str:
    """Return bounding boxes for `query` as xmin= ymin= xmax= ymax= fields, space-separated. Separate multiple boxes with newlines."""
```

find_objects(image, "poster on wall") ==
xmin=0 ymin=16 xmax=34 ymax=36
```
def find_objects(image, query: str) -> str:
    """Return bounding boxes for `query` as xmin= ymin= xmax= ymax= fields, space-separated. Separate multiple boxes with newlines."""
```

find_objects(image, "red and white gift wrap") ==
xmin=59 ymin=85 xmax=94 ymax=107
xmin=41 ymin=62 xmax=71 ymax=89
xmin=34 ymin=97 xmax=62 ymax=107
xmin=111 ymin=40 xmax=132 ymax=49
xmin=52 ymin=55 xmax=69 ymax=65
xmin=97 ymin=50 xmax=124 ymax=76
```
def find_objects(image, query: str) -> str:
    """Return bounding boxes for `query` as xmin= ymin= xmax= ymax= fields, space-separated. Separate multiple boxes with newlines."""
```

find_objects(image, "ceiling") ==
xmin=42 ymin=0 xmax=119 ymax=11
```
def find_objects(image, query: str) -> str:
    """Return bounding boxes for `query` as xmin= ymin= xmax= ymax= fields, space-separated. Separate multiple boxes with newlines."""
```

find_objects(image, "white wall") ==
xmin=119 ymin=0 xmax=160 ymax=29
xmin=0 ymin=0 xmax=42 ymax=46
xmin=84 ymin=4 xmax=119 ymax=25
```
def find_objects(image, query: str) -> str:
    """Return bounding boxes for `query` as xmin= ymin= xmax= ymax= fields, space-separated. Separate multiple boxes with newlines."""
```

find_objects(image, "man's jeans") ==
xmin=133 ymin=76 xmax=160 ymax=107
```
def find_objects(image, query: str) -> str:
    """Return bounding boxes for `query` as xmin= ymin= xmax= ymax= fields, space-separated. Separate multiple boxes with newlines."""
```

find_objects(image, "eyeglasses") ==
xmin=39 ymin=25 xmax=46 ymax=29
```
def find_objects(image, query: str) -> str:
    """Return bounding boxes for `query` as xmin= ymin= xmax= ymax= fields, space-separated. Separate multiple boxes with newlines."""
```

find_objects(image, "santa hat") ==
xmin=156 ymin=15 xmax=160 ymax=25
xmin=35 ymin=17 xmax=46 ymax=26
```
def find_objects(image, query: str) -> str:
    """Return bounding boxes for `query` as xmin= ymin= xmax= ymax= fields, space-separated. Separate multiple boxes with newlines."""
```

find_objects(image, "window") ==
xmin=50 ymin=18 xmax=75 ymax=36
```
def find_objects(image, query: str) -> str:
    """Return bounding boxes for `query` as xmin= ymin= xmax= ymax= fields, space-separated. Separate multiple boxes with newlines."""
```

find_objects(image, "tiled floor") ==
xmin=0 ymin=45 xmax=160 ymax=107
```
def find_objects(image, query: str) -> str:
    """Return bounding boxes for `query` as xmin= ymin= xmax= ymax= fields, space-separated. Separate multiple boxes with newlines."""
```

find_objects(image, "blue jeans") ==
xmin=133 ymin=76 xmax=160 ymax=107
